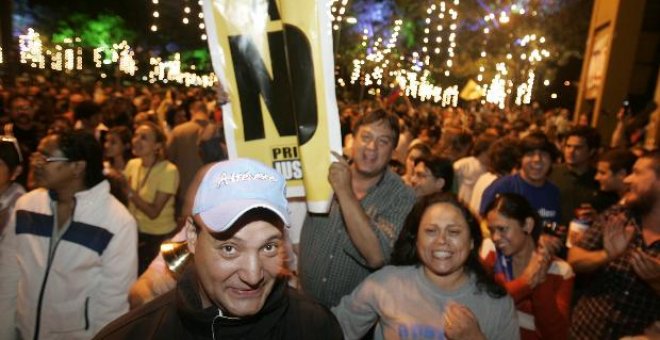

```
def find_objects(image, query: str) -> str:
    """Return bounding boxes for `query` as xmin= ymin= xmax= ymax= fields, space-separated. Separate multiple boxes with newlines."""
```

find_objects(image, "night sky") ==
xmin=22 ymin=0 xmax=206 ymax=50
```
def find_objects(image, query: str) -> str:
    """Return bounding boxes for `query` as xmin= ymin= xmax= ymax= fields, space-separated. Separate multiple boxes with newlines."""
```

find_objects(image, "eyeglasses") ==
xmin=30 ymin=152 xmax=70 ymax=164
xmin=0 ymin=136 xmax=23 ymax=163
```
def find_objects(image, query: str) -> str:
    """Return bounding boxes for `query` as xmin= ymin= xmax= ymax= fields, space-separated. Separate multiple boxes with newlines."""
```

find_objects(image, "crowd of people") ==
xmin=0 ymin=76 xmax=658 ymax=340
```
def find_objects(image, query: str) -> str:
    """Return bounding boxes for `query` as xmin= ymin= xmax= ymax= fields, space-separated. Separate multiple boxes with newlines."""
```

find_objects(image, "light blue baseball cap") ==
xmin=192 ymin=158 xmax=290 ymax=232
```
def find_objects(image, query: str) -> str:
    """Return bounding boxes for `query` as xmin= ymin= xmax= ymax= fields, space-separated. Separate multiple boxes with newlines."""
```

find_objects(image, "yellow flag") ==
xmin=203 ymin=0 xmax=341 ymax=213
xmin=460 ymin=79 xmax=485 ymax=101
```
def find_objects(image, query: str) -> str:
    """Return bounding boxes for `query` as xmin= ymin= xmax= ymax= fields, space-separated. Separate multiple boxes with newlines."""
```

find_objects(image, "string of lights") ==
xmin=8 ymin=27 xmax=215 ymax=88
xmin=473 ymin=1 xmax=556 ymax=107
xmin=197 ymin=0 xmax=207 ymax=41
xmin=150 ymin=0 xmax=159 ymax=32
xmin=330 ymin=0 xmax=351 ymax=31
xmin=420 ymin=0 xmax=460 ymax=78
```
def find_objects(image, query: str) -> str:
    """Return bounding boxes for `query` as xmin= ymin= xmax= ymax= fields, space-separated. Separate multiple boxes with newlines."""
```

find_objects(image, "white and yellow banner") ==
xmin=203 ymin=0 xmax=342 ymax=213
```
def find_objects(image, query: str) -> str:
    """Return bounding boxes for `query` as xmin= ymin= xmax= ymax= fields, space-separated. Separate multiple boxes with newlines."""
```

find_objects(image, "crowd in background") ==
xmin=0 ymin=73 xmax=659 ymax=339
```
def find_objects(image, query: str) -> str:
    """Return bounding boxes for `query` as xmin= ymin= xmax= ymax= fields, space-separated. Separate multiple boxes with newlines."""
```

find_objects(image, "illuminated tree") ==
xmin=52 ymin=13 xmax=136 ymax=48
xmin=335 ymin=0 xmax=593 ymax=105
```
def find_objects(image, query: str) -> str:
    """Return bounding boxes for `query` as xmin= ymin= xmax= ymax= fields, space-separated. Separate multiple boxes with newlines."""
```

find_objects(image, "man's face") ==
xmin=31 ymin=135 xmax=75 ymax=190
xmin=623 ymin=158 xmax=660 ymax=214
xmin=520 ymin=150 xmax=551 ymax=186
xmin=188 ymin=216 xmax=284 ymax=317
xmin=10 ymin=97 xmax=35 ymax=125
xmin=410 ymin=161 xmax=444 ymax=196
xmin=595 ymin=161 xmax=623 ymax=192
xmin=563 ymin=136 xmax=591 ymax=168
xmin=351 ymin=120 xmax=395 ymax=178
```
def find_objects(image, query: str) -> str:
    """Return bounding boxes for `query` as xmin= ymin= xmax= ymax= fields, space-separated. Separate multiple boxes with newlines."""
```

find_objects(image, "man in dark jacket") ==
xmin=94 ymin=159 xmax=343 ymax=339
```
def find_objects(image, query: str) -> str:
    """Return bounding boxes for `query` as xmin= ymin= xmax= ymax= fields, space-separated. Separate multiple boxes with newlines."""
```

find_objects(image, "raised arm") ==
xmin=329 ymin=152 xmax=385 ymax=268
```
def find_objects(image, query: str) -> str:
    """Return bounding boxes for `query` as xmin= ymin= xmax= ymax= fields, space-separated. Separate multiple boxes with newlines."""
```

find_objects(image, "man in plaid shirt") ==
xmin=298 ymin=109 xmax=415 ymax=308
xmin=568 ymin=151 xmax=660 ymax=339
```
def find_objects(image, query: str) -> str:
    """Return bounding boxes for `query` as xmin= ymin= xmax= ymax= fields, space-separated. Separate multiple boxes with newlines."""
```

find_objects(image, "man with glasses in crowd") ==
xmin=0 ymin=131 xmax=137 ymax=340
xmin=409 ymin=155 xmax=454 ymax=197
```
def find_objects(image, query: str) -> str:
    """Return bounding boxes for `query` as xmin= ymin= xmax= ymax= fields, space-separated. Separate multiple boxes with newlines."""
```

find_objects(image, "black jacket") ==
xmin=94 ymin=267 xmax=343 ymax=339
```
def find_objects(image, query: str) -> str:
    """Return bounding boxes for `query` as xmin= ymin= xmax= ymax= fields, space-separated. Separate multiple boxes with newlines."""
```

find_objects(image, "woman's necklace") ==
xmin=137 ymin=160 xmax=156 ymax=190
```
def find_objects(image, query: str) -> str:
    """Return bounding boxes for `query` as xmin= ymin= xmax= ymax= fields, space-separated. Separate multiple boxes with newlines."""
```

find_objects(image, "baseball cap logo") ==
xmin=192 ymin=159 xmax=290 ymax=233
xmin=214 ymin=171 xmax=278 ymax=188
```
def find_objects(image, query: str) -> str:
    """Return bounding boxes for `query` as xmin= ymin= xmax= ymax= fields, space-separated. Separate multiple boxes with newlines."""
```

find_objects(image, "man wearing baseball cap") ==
xmin=95 ymin=159 xmax=342 ymax=339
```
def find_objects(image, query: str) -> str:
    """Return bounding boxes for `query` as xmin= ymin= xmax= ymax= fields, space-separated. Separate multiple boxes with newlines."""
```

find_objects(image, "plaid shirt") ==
xmin=298 ymin=170 xmax=415 ymax=308
xmin=570 ymin=204 xmax=660 ymax=339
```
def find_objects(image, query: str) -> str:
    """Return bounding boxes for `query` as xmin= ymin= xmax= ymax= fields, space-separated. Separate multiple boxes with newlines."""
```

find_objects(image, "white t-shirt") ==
xmin=468 ymin=172 xmax=498 ymax=217
xmin=454 ymin=156 xmax=487 ymax=206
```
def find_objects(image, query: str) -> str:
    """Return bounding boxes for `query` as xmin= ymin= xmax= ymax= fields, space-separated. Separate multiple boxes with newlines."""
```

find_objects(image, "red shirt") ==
xmin=481 ymin=238 xmax=574 ymax=340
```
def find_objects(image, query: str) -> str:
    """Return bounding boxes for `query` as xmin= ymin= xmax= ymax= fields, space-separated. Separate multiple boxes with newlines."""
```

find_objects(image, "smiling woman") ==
xmin=332 ymin=193 xmax=519 ymax=340
xmin=481 ymin=193 xmax=574 ymax=340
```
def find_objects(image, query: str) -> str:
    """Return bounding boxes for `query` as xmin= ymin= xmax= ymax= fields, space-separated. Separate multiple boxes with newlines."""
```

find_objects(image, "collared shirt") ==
xmin=570 ymin=205 xmax=660 ymax=339
xmin=298 ymin=170 xmax=415 ymax=308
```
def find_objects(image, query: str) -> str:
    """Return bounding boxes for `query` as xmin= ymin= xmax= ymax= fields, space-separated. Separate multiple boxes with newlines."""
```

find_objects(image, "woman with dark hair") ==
xmin=124 ymin=122 xmax=179 ymax=274
xmin=103 ymin=126 xmax=133 ymax=205
xmin=104 ymin=126 xmax=132 ymax=173
xmin=481 ymin=193 xmax=573 ymax=340
xmin=332 ymin=193 xmax=518 ymax=340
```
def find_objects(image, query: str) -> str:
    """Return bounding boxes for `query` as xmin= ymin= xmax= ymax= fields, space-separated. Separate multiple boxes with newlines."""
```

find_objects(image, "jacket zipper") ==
xmin=33 ymin=237 xmax=61 ymax=340
xmin=33 ymin=197 xmax=77 ymax=340
xmin=84 ymin=297 xmax=90 ymax=330
xmin=211 ymin=309 xmax=222 ymax=340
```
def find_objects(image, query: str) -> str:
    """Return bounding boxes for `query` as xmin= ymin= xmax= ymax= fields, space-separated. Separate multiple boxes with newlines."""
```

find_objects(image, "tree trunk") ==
xmin=1 ymin=0 xmax=16 ymax=86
